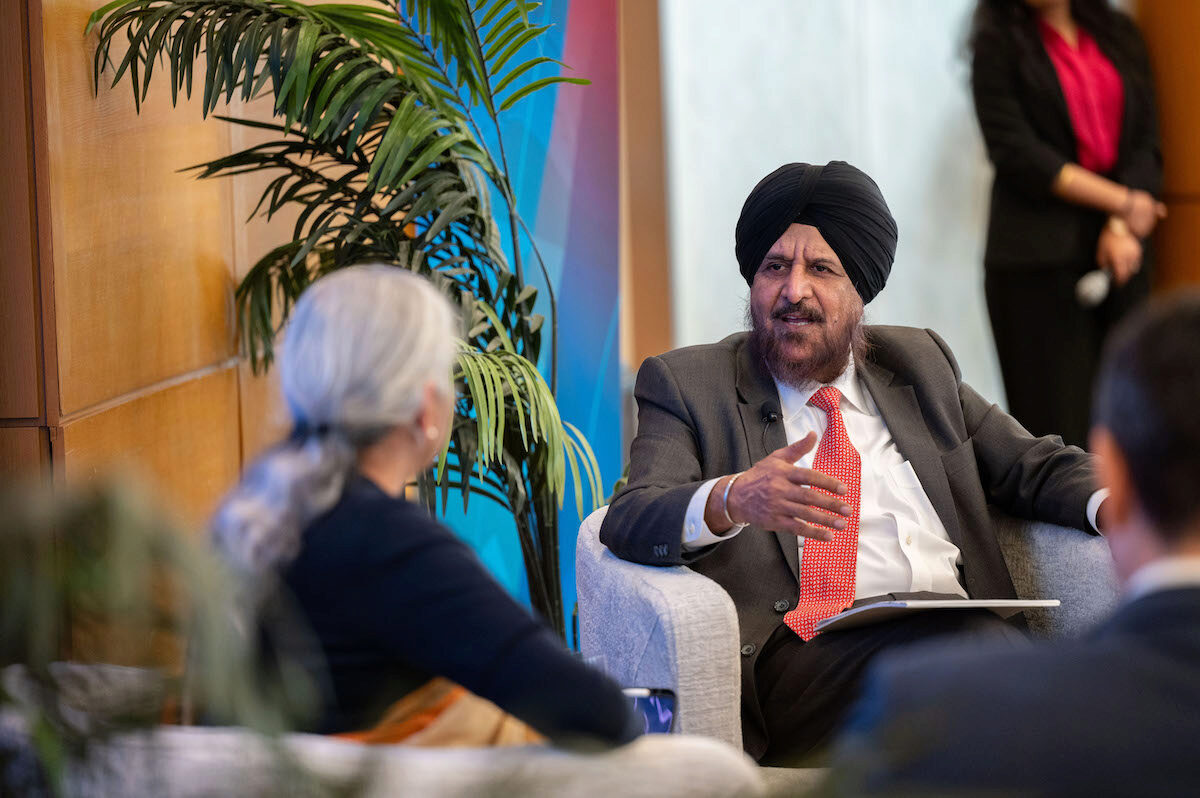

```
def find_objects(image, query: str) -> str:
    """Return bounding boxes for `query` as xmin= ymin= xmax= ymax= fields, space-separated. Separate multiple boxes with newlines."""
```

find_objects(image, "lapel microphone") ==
xmin=760 ymin=401 xmax=781 ymax=453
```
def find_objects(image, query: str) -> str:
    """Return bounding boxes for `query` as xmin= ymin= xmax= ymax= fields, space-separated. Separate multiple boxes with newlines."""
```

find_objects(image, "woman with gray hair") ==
xmin=212 ymin=265 xmax=640 ymax=746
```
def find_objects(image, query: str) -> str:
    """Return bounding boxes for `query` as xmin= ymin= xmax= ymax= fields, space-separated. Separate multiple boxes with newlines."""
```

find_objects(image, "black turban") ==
xmin=734 ymin=161 xmax=898 ymax=304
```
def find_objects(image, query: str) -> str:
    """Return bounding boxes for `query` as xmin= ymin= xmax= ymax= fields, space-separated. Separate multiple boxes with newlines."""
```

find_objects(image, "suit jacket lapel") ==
xmin=1027 ymin=31 xmax=1077 ymax=159
xmin=857 ymin=359 xmax=966 ymax=552
xmin=734 ymin=339 xmax=798 ymax=580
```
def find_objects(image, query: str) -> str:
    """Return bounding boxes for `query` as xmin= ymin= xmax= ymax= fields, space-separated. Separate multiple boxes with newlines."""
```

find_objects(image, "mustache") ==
xmin=772 ymin=302 xmax=824 ymax=323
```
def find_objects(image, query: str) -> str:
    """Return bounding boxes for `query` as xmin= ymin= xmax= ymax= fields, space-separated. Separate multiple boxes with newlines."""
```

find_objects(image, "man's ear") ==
xmin=1090 ymin=425 xmax=1134 ymax=529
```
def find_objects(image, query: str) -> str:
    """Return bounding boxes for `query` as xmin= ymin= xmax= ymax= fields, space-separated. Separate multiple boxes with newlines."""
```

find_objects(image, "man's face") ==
xmin=748 ymin=223 xmax=864 ymax=386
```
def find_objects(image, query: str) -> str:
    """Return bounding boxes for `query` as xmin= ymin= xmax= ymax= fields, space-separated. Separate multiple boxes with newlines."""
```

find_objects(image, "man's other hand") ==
xmin=716 ymin=433 xmax=852 ymax=540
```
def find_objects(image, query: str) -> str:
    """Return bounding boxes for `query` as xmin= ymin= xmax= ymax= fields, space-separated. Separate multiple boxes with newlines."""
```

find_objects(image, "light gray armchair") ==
xmin=0 ymin=712 xmax=769 ymax=797
xmin=1 ymin=664 xmax=769 ymax=798
xmin=576 ymin=505 xmax=1120 ymax=751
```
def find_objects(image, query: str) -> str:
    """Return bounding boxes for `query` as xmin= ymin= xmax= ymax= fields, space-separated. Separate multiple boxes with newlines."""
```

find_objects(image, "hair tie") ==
xmin=290 ymin=421 xmax=333 ymax=441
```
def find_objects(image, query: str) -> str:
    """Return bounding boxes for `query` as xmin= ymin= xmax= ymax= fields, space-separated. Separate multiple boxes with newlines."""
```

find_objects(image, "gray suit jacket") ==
xmin=600 ymin=326 xmax=1097 ymax=755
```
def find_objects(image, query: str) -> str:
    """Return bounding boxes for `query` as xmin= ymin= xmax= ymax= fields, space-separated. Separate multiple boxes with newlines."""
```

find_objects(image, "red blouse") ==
xmin=1038 ymin=19 xmax=1125 ymax=175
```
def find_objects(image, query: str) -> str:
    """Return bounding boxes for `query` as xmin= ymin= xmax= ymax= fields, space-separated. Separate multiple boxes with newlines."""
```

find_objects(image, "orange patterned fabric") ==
xmin=334 ymin=677 xmax=545 ymax=747
xmin=784 ymin=386 xmax=862 ymax=640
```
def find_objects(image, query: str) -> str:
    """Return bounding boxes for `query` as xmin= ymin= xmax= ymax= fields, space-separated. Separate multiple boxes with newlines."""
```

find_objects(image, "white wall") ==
xmin=659 ymin=0 xmax=1006 ymax=404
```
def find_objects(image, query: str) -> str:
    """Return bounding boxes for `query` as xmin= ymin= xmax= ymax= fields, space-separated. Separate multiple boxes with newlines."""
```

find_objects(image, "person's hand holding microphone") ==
xmin=1080 ymin=189 xmax=1167 ymax=305
xmin=1095 ymin=217 xmax=1143 ymax=289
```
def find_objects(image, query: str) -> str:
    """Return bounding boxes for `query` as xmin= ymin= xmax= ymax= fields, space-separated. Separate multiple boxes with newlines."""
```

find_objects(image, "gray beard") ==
xmin=748 ymin=308 xmax=865 ymax=388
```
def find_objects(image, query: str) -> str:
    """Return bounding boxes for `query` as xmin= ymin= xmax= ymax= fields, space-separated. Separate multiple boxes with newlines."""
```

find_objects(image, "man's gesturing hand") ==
xmin=716 ymin=433 xmax=852 ymax=541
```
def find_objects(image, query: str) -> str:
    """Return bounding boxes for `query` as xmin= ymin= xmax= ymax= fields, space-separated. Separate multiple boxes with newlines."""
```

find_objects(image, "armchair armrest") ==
xmin=991 ymin=509 xmax=1119 ymax=639
xmin=576 ymin=507 xmax=743 ymax=749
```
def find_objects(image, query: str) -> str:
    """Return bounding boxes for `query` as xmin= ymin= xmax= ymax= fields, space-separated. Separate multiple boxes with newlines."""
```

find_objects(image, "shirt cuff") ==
xmin=1087 ymin=488 xmax=1110 ymax=533
xmin=682 ymin=477 xmax=747 ymax=550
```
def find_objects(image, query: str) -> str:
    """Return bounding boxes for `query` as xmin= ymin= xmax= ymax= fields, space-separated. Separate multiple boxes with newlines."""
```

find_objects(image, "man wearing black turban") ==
xmin=735 ymin=161 xmax=897 ymax=303
xmin=600 ymin=161 xmax=1105 ymax=765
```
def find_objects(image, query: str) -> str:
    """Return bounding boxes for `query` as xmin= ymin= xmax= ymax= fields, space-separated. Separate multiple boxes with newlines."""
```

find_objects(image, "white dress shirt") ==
xmin=1124 ymin=555 xmax=1200 ymax=602
xmin=682 ymin=357 xmax=1107 ymax=599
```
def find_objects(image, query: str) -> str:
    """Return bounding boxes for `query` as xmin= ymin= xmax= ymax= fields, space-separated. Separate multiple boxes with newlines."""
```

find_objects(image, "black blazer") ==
xmin=269 ymin=474 xmax=639 ymax=743
xmin=972 ymin=12 xmax=1162 ymax=268
xmin=601 ymin=326 xmax=1096 ymax=758
xmin=828 ymin=586 xmax=1200 ymax=796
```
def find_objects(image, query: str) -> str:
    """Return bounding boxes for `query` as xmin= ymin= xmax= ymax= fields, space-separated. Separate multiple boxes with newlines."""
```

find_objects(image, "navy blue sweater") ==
xmin=273 ymin=474 xmax=640 ymax=745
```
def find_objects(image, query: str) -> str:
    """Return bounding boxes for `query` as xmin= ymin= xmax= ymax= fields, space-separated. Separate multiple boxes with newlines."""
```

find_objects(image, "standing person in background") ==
xmin=211 ymin=265 xmax=641 ymax=748
xmin=970 ymin=0 xmax=1164 ymax=448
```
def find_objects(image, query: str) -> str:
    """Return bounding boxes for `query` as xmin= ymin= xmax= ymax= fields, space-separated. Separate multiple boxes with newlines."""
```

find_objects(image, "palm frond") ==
xmin=400 ymin=0 xmax=588 ymax=116
xmin=448 ymin=341 xmax=601 ymax=518
xmin=88 ymin=0 xmax=490 ymax=190
xmin=195 ymin=116 xmax=520 ymax=370
xmin=88 ymin=0 xmax=596 ymax=638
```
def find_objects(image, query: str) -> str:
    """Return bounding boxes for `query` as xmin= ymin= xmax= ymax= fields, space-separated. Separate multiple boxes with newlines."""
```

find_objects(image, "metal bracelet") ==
xmin=721 ymin=471 xmax=744 ymax=527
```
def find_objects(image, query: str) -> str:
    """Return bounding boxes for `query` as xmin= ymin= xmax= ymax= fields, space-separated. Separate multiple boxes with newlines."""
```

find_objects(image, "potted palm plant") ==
xmin=85 ymin=0 xmax=601 ymax=638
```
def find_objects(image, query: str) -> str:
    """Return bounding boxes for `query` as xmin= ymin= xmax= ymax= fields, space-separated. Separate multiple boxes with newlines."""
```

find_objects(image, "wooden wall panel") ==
xmin=227 ymin=93 xmax=300 ymax=462
xmin=12 ymin=0 xmax=302 ymax=675
xmin=0 ymin=0 xmax=44 ymax=419
xmin=1151 ymin=202 xmax=1200 ymax=292
xmin=0 ymin=427 xmax=50 ymax=478
xmin=1137 ymin=0 xmax=1200 ymax=197
xmin=58 ymin=367 xmax=241 ymax=526
xmin=228 ymin=94 xmax=303 ymax=283
xmin=238 ymin=361 xmax=288 ymax=464
xmin=618 ymin=0 xmax=673 ymax=368
xmin=1137 ymin=0 xmax=1200 ymax=288
xmin=40 ymin=0 xmax=237 ymax=417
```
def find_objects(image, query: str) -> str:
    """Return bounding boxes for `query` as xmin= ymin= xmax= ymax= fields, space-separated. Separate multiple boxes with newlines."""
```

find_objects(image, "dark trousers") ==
xmin=984 ymin=262 xmax=1150 ymax=449
xmin=754 ymin=610 xmax=1027 ymax=767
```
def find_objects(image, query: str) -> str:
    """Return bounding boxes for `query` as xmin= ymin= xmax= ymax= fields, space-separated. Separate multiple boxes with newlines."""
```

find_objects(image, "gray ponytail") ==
xmin=212 ymin=265 xmax=458 ymax=575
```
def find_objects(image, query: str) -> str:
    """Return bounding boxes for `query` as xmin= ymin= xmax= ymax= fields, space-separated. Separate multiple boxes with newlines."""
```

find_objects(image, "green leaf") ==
xmin=481 ymin=5 xmax=522 ymax=45
xmin=278 ymin=20 xmax=321 ymax=125
xmin=343 ymin=76 xmax=399 ymax=153
xmin=474 ymin=302 xmax=515 ymax=352
xmin=392 ymin=131 xmax=470 ymax=189
xmin=487 ymin=24 xmax=548 ymax=77
xmin=314 ymin=65 xmax=380 ymax=142
xmin=564 ymin=420 xmax=602 ymax=516
xmin=424 ymin=191 xmax=476 ymax=241
xmin=482 ymin=15 xmax=527 ymax=61
xmin=475 ymin=0 xmax=513 ymax=32
xmin=310 ymin=55 xmax=371 ymax=135
xmin=492 ymin=55 xmax=562 ymax=96
xmin=515 ymin=283 xmax=537 ymax=307
xmin=499 ymin=75 xmax=588 ymax=112
xmin=85 ymin=0 xmax=135 ymax=35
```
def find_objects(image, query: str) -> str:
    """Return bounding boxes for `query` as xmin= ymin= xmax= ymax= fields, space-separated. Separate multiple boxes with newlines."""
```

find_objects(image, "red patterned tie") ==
xmin=784 ymin=386 xmax=862 ymax=641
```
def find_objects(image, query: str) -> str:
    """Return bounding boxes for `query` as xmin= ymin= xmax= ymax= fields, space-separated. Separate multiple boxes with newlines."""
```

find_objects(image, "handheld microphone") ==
xmin=1075 ymin=270 xmax=1111 ymax=308
xmin=760 ymin=402 xmax=780 ymax=424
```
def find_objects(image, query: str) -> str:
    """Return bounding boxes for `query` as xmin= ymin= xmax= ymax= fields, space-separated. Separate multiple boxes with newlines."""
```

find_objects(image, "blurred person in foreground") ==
xmin=971 ymin=0 xmax=1165 ymax=449
xmin=826 ymin=292 xmax=1200 ymax=795
xmin=212 ymin=265 xmax=640 ymax=747
xmin=601 ymin=161 xmax=1104 ymax=766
